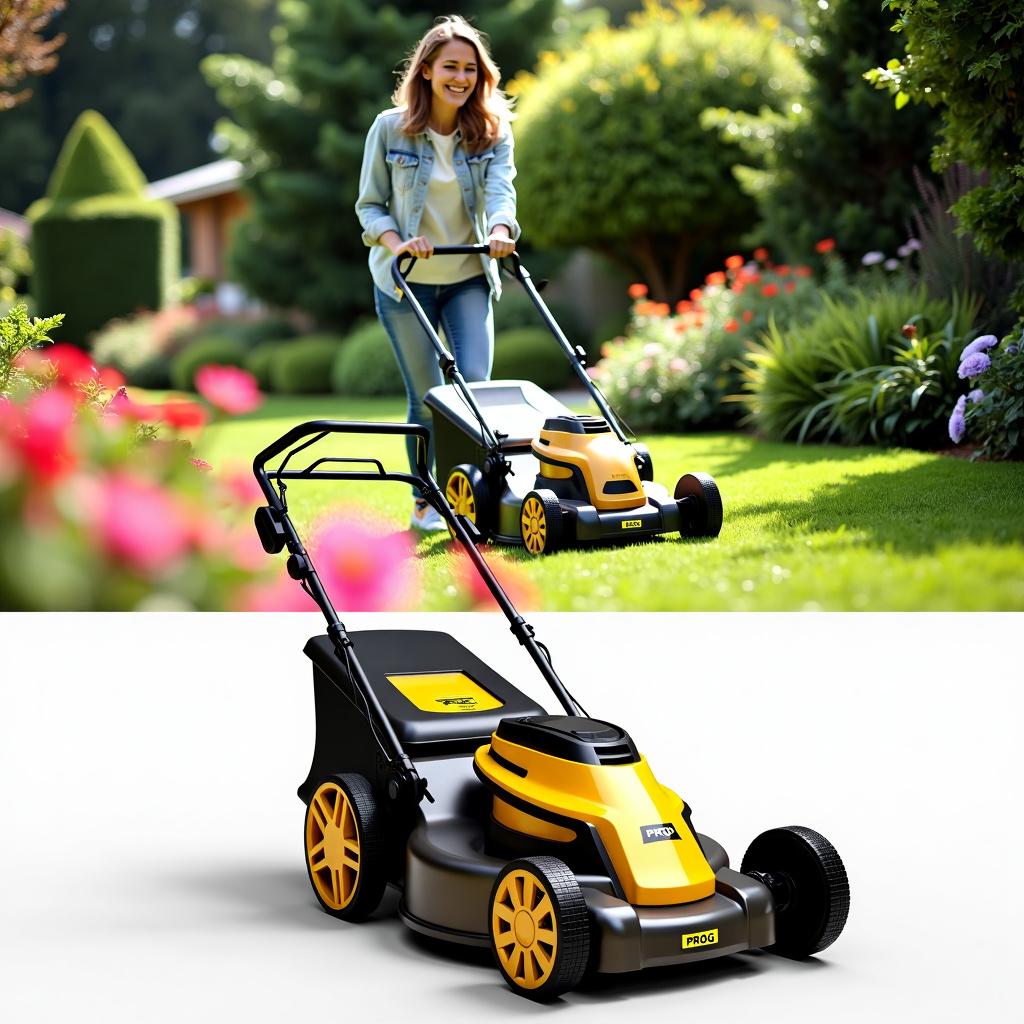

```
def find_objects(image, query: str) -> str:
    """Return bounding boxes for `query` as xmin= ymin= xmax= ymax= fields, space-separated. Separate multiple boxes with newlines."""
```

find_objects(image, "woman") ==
xmin=355 ymin=16 xmax=519 ymax=531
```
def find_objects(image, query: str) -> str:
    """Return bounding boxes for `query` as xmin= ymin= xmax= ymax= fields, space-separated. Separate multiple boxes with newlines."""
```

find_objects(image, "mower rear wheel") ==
xmin=445 ymin=464 xmax=490 ymax=539
xmin=520 ymin=490 xmax=564 ymax=555
xmin=675 ymin=472 xmax=723 ymax=538
xmin=304 ymin=774 xmax=388 ymax=922
xmin=489 ymin=856 xmax=590 ymax=1002
xmin=741 ymin=825 xmax=850 ymax=957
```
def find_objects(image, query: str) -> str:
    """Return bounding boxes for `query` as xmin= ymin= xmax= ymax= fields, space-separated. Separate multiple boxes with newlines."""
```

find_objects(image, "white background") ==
xmin=1 ymin=612 xmax=1020 ymax=1021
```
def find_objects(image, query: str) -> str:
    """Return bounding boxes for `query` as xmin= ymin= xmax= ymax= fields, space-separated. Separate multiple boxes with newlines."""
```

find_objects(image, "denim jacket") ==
xmin=355 ymin=107 xmax=521 ymax=301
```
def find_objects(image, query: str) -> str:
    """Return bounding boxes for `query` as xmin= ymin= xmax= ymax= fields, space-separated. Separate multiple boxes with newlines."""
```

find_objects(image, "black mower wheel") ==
xmin=445 ymin=464 xmax=491 ymax=539
xmin=520 ymin=489 xmax=564 ymax=555
xmin=489 ymin=856 xmax=590 ymax=1002
xmin=304 ymin=773 xmax=388 ymax=922
xmin=633 ymin=442 xmax=654 ymax=482
xmin=741 ymin=825 xmax=850 ymax=958
xmin=675 ymin=472 xmax=723 ymax=538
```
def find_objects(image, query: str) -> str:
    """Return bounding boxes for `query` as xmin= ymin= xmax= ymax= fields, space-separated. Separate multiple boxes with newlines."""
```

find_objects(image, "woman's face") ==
xmin=422 ymin=39 xmax=478 ymax=113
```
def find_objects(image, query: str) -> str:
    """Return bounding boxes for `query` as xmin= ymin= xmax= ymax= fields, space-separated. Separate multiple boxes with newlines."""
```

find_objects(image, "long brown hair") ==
xmin=393 ymin=15 xmax=513 ymax=153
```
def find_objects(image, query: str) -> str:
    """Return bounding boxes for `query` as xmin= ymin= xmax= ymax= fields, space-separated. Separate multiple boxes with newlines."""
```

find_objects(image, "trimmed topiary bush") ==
xmin=493 ymin=328 xmax=570 ymax=391
xmin=332 ymin=321 xmax=404 ymax=397
xmin=27 ymin=111 xmax=179 ymax=346
xmin=171 ymin=336 xmax=248 ymax=392
xmin=270 ymin=334 xmax=343 ymax=394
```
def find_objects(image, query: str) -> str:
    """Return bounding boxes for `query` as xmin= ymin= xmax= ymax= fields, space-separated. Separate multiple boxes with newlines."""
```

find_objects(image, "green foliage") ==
xmin=27 ymin=111 xmax=180 ymax=345
xmin=0 ymin=229 xmax=32 ymax=309
xmin=331 ymin=320 xmax=403 ymax=397
xmin=706 ymin=0 xmax=941 ymax=264
xmin=244 ymin=340 xmax=280 ymax=391
xmin=171 ymin=335 xmax=248 ymax=391
xmin=269 ymin=333 xmax=342 ymax=394
xmin=742 ymin=285 xmax=982 ymax=447
xmin=492 ymin=327 xmax=569 ymax=391
xmin=866 ymin=0 xmax=1024 ymax=272
xmin=90 ymin=306 xmax=200 ymax=386
xmin=494 ymin=284 xmax=591 ymax=352
xmin=0 ymin=303 xmax=64 ymax=396
xmin=510 ymin=2 xmax=805 ymax=301
xmin=203 ymin=0 xmax=559 ymax=328
xmin=959 ymin=329 xmax=1024 ymax=460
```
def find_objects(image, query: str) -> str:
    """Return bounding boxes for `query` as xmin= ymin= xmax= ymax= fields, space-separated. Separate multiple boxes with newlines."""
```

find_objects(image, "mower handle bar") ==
xmin=390 ymin=246 xmax=630 ymax=447
xmin=252 ymin=419 xmax=583 ymax=744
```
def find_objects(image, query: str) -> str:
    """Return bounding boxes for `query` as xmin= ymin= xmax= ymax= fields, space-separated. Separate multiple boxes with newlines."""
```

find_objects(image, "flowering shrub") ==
xmin=948 ymin=328 xmax=1024 ymax=459
xmin=593 ymin=251 xmax=818 ymax=431
xmin=89 ymin=305 xmax=201 ymax=388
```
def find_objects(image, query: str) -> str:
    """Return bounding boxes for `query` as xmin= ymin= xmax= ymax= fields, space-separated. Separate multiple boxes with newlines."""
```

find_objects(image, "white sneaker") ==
xmin=410 ymin=499 xmax=447 ymax=532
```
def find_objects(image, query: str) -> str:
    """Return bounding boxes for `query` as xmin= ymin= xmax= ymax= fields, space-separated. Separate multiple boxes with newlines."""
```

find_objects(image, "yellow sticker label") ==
xmin=681 ymin=928 xmax=719 ymax=949
xmin=621 ymin=519 xmax=642 ymax=529
xmin=385 ymin=672 xmax=503 ymax=713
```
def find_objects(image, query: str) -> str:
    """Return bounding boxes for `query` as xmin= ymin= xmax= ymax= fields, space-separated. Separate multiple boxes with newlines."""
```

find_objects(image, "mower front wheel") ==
xmin=675 ymin=472 xmax=723 ymax=539
xmin=741 ymin=825 xmax=850 ymax=958
xmin=304 ymin=773 xmax=388 ymax=922
xmin=489 ymin=856 xmax=590 ymax=1001
xmin=520 ymin=490 xmax=564 ymax=555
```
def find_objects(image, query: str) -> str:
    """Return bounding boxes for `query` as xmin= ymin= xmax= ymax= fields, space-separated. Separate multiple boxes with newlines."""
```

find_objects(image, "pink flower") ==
xmin=190 ymin=457 xmax=213 ymax=472
xmin=98 ymin=366 xmax=126 ymax=390
xmin=91 ymin=472 xmax=192 ymax=574
xmin=218 ymin=465 xmax=266 ymax=507
xmin=107 ymin=387 xmax=162 ymax=422
xmin=311 ymin=517 xmax=418 ymax=610
xmin=454 ymin=550 xmax=538 ymax=610
xmin=195 ymin=365 xmax=262 ymax=415
xmin=15 ymin=388 xmax=79 ymax=483
xmin=235 ymin=569 xmax=319 ymax=611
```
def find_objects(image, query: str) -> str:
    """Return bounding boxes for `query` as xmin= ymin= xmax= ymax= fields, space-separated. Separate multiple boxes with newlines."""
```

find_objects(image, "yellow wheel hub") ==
xmin=492 ymin=869 xmax=557 ymax=990
xmin=306 ymin=781 xmax=360 ymax=911
xmin=445 ymin=471 xmax=477 ymax=522
xmin=521 ymin=497 xmax=547 ymax=555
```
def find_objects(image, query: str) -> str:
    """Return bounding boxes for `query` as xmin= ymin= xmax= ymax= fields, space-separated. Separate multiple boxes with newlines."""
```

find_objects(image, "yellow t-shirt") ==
xmin=406 ymin=127 xmax=480 ymax=285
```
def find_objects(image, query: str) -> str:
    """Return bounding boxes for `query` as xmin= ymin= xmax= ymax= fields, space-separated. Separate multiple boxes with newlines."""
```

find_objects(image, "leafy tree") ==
xmin=0 ymin=1 xmax=277 ymax=214
xmin=707 ymin=0 xmax=941 ymax=264
xmin=866 ymin=0 xmax=1024 ymax=274
xmin=0 ymin=0 xmax=65 ymax=109
xmin=204 ymin=0 xmax=559 ymax=327
xmin=510 ymin=1 xmax=805 ymax=301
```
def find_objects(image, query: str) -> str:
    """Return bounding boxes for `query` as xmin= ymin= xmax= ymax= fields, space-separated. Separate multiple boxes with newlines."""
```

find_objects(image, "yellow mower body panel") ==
xmin=476 ymin=735 xmax=716 ymax=906
xmin=532 ymin=429 xmax=645 ymax=511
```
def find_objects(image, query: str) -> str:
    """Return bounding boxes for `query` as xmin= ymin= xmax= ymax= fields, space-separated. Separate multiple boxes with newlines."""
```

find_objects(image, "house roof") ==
xmin=0 ymin=207 xmax=29 ymax=239
xmin=147 ymin=159 xmax=245 ymax=205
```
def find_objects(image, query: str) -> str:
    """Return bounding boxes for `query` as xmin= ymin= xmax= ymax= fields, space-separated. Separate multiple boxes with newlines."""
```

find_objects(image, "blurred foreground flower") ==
xmin=449 ymin=549 xmax=539 ymax=610
xmin=195 ymin=365 xmax=262 ymax=415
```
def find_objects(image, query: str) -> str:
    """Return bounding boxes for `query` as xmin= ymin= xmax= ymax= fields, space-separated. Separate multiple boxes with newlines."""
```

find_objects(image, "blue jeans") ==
xmin=374 ymin=275 xmax=493 ymax=496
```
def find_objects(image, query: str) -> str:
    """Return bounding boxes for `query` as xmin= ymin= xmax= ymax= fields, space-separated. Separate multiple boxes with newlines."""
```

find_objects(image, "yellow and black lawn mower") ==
xmin=392 ymin=246 xmax=723 ymax=554
xmin=252 ymin=421 xmax=849 ymax=1001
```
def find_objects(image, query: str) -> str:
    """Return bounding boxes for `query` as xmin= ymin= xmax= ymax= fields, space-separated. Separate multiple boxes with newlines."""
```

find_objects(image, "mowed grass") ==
xmin=202 ymin=395 xmax=1024 ymax=611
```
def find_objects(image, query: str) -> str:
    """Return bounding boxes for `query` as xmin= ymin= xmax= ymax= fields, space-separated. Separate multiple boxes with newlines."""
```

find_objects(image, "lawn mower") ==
xmin=392 ymin=245 xmax=723 ymax=554
xmin=252 ymin=420 xmax=850 ymax=1001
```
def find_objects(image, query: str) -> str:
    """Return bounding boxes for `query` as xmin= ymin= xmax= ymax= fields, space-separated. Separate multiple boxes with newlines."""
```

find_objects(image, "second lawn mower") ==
xmin=392 ymin=245 xmax=723 ymax=554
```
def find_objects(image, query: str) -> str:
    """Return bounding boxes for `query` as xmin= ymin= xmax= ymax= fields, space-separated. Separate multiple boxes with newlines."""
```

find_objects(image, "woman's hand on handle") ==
xmin=488 ymin=225 xmax=515 ymax=259
xmin=392 ymin=235 xmax=434 ymax=259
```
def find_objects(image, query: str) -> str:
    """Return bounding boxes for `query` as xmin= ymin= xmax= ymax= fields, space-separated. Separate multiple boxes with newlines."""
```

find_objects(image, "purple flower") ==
xmin=861 ymin=251 xmax=885 ymax=266
xmin=968 ymin=388 xmax=985 ymax=404
xmin=884 ymin=258 xmax=901 ymax=271
xmin=948 ymin=395 xmax=967 ymax=444
xmin=959 ymin=334 xmax=998 ymax=361
xmin=897 ymin=238 xmax=922 ymax=257
xmin=958 ymin=351 xmax=992 ymax=379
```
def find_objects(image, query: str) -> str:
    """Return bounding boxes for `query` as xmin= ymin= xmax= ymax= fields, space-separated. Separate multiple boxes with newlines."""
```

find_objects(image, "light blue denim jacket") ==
xmin=355 ymin=107 xmax=521 ymax=300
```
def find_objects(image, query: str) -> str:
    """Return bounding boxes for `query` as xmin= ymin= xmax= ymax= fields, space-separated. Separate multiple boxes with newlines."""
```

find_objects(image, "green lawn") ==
xmin=203 ymin=395 xmax=1024 ymax=611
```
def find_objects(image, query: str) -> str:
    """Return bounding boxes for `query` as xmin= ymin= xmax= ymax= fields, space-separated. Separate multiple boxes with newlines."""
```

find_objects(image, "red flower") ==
xmin=776 ymin=264 xmax=791 ymax=276
xmin=635 ymin=300 xmax=658 ymax=317
xmin=628 ymin=282 xmax=648 ymax=299
xmin=815 ymin=238 xmax=836 ymax=254
xmin=455 ymin=550 xmax=538 ymax=610
xmin=753 ymin=247 xmax=769 ymax=262
xmin=742 ymin=310 xmax=754 ymax=324
xmin=705 ymin=271 xmax=727 ymax=287
xmin=653 ymin=302 xmax=670 ymax=317
xmin=901 ymin=324 xmax=917 ymax=339
xmin=107 ymin=387 xmax=162 ymax=422
xmin=784 ymin=281 xmax=796 ymax=294
xmin=161 ymin=401 xmax=210 ymax=431
xmin=689 ymin=288 xmax=703 ymax=303
xmin=737 ymin=269 xmax=761 ymax=285
xmin=761 ymin=283 xmax=779 ymax=298
xmin=724 ymin=254 xmax=744 ymax=270
xmin=195 ymin=365 xmax=262 ymax=415
xmin=795 ymin=265 xmax=813 ymax=278
xmin=98 ymin=366 xmax=126 ymax=390
xmin=43 ymin=344 xmax=98 ymax=386
xmin=15 ymin=388 xmax=79 ymax=483
xmin=732 ymin=281 xmax=746 ymax=295
xmin=724 ymin=319 xmax=739 ymax=333
xmin=675 ymin=300 xmax=692 ymax=314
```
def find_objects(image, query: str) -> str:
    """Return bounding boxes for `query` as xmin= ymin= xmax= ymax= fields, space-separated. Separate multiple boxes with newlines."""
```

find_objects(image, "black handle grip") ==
xmin=392 ymin=245 xmax=524 ymax=290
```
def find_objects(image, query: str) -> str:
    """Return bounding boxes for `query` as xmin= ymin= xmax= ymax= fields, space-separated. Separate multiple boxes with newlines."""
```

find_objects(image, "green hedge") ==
xmin=494 ymin=285 xmax=592 ymax=354
xmin=171 ymin=336 xmax=248 ymax=392
xmin=244 ymin=341 xmax=280 ymax=391
xmin=270 ymin=334 xmax=344 ymax=394
xmin=493 ymin=328 xmax=570 ymax=391
xmin=332 ymin=321 xmax=404 ymax=396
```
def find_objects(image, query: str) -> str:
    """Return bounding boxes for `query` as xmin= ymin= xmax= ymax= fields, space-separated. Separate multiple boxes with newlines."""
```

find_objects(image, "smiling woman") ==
xmin=354 ymin=15 xmax=520 ymax=534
